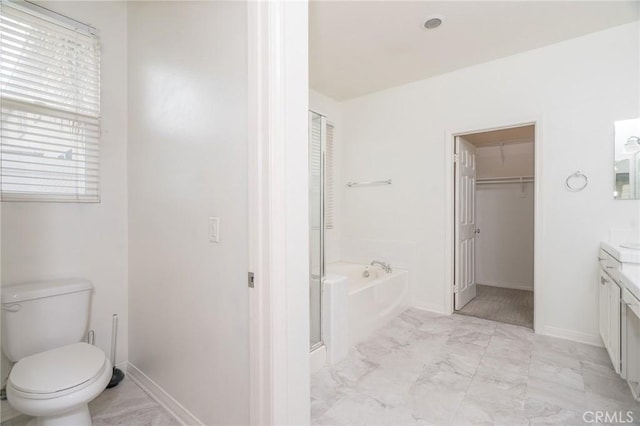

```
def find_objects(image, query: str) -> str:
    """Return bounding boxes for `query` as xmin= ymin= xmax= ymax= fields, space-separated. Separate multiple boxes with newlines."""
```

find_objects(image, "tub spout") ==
xmin=370 ymin=260 xmax=392 ymax=273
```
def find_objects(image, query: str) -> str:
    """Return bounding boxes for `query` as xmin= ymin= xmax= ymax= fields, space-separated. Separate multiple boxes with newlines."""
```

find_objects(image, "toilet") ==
xmin=1 ymin=279 xmax=112 ymax=426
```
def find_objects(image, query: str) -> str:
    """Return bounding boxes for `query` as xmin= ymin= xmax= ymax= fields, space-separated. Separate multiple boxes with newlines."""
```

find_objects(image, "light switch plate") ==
xmin=209 ymin=217 xmax=219 ymax=243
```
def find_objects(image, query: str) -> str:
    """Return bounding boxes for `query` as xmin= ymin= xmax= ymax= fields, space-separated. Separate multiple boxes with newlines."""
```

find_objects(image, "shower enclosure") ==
xmin=309 ymin=111 xmax=326 ymax=349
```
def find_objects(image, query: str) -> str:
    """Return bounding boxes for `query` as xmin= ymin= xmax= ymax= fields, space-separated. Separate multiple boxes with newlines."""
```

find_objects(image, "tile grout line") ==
xmin=452 ymin=324 xmax=493 ymax=423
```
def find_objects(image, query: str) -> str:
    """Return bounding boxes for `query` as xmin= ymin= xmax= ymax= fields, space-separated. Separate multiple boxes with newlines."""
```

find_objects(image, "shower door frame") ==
xmin=309 ymin=111 xmax=327 ymax=351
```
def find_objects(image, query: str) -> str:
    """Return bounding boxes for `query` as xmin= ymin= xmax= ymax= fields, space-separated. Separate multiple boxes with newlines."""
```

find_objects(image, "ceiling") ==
xmin=310 ymin=1 xmax=639 ymax=100
xmin=463 ymin=125 xmax=535 ymax=147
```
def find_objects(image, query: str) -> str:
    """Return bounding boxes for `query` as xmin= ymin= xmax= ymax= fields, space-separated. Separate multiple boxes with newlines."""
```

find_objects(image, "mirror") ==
xmin=614 ymin=118 xmax=640 ymax=200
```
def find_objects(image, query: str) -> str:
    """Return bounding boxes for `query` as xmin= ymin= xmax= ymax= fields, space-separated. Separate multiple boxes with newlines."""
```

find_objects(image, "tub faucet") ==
xmin=370 ymin=260 xmax=392 ymax=273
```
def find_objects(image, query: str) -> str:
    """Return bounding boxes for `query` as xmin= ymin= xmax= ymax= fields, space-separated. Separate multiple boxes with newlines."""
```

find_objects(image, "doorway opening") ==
xmin=453 ymin=124 xmax=535 ymax=329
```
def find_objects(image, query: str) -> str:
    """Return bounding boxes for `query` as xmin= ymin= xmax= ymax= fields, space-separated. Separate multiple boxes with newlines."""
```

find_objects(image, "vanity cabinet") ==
xmin=599 ymin=270 xmax=609 ymax=351
xmin=599 ymin=242 xmax=640 ymax=400
xmin=599 ymin=250 xmax=622 ymax=374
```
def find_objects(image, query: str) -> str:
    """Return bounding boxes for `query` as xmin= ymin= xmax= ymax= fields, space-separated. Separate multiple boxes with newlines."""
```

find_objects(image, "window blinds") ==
xmin=325 ymin=123 xmax=334 ymax=230
xmin=0 ymin=1 xmax=101 ymax=202
xmin=309 ymin=115 xmax=335 ymax=230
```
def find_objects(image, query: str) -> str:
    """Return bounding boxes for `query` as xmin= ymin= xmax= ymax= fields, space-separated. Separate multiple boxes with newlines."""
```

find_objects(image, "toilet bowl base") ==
xmin=26 ymin=404 xmax=92 ymax=426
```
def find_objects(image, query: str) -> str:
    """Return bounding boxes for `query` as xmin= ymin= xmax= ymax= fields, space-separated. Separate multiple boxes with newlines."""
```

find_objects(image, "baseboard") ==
xmin=411 ymin=302 xmax=447 ymax=315
xmin=541 ymin=325 xmax=603 ymax=348
xmin=477 ymin=281 xmax=533 ymax=292
xmin=126 ymin=363 xmax=203 ymax=426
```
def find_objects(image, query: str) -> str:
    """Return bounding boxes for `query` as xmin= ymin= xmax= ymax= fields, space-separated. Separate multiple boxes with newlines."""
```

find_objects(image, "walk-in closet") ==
xmin=454 ymin=125 xmax=535 ymax=328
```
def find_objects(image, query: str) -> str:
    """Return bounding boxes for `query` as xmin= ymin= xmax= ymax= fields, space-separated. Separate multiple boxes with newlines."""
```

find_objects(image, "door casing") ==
xmin=444 ymin=119 xmax=542 ymax=333
xmin=248 ymin=1 xmax=310 ymax=425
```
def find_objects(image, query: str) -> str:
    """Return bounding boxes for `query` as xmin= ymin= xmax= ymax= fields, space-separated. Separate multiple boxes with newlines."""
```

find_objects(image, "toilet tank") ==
xmin=1 ymin=279 xmax=93 ymax=362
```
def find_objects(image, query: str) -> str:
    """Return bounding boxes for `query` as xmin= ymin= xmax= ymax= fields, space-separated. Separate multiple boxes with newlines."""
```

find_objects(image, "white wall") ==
xmin=338 ymin=22 xmax=639 ymax=343
xmin=476 ymin=141 xmax=534 ymax=178
xmin=475 ymin=141 xmax=534 ymax=291
xmin=1 ymin=1 xmax=128 ymax=375
xmin=309 ymin=91 xmax=420 ymax=282
xmin=475 ymin=182 xmax=534 ymax=291
xmin=127 ymin=2 xmax=249 ymax=425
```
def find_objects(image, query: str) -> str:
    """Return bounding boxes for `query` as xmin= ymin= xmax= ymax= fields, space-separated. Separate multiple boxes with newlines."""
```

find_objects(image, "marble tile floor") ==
xmin=1 ymin=377 xmax=179 ymax=426
xmin=312 ymin=308 xmax=640 ymax=426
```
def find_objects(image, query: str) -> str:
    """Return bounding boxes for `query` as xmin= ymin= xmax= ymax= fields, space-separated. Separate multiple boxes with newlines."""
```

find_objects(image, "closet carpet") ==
xmin=456 ymin=284 xmax=533 ymax=328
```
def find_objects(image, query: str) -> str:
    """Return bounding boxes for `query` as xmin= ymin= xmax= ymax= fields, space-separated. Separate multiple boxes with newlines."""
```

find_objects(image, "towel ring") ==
xmin=565 ymin=171 xmax=588 ymax=192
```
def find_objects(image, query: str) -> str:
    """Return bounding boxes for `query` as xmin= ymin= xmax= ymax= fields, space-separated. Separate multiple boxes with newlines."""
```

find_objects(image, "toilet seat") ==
xmin=9 ymin=343 xmax=108 ymax=399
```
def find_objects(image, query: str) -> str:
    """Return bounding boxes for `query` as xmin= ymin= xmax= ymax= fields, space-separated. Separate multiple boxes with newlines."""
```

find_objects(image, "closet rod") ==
xmin=477 ymin=176 xmax=533 ymax=184
xmin=346 ymin=179 xmax=392 ymax=187
xmin=476 ymin=176 xmax=534 ymax=195
xmin=476 ymin=176 xmax=533 ymax=182
xmin=476 ymin=179 xmax=534 ymax=185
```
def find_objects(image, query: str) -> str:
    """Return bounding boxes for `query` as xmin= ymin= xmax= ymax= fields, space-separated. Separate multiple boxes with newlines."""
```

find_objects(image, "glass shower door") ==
xmin=309 ymin=111 xmax=325 ymax=349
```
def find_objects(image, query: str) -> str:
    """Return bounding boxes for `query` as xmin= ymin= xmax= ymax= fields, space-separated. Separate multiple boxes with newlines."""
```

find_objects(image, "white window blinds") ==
xmin=0 ymin=1 xmax=101 ymax=202
xmin=309 ymin=115 xmax=335 ymax=230
xmin=325 ymin=123 xmax=335 ymax=230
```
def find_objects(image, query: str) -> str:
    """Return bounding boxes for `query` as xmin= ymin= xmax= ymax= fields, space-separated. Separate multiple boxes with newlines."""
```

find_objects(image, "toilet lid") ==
xmin=9 ymin=343 xmax=107 ymax=394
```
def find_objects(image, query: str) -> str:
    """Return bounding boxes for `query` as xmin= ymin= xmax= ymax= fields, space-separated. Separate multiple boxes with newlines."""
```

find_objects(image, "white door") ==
xmin=455 ymin=137 xmax=477 ymax=310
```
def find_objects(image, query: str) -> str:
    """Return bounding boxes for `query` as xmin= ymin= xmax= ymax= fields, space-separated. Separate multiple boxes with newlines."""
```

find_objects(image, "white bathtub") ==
xmin=326 ymin=262 xmax=410 ymax=347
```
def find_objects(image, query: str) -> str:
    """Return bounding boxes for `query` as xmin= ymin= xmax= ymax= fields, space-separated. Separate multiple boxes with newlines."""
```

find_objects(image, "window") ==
xmin=325 ymin=123 xmax=335 ymax=230
xmin=0 ymin=1 xmax=100 ymax=202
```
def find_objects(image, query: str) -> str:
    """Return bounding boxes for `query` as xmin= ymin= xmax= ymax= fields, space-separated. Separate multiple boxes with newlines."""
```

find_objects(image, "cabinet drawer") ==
xmin=600 ymin=249 xmax=622 ymax=270
xmin=600 ymin=249 xmax=623 ymax=285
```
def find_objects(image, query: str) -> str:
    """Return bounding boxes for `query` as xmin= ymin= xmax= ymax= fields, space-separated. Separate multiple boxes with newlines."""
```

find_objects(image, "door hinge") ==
xmin=248 ymin=272 xmax=255 ymax=288
xmin=453 ymin=154 xmax=459 ymax=163
xmin=453 ymin=284 xmax=459 ymax=294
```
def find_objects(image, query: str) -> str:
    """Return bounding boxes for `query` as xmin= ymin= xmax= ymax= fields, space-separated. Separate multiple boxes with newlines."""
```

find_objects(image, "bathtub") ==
xmin=325 ymin=261 xmax=410 ymax=348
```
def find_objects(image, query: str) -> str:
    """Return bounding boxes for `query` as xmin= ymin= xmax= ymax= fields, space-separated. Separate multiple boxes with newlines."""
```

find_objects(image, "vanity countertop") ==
xmin=620 ymin=264 xmax=640 ymax=301
xmin=601 ymin=241 xmax=640 ymax=264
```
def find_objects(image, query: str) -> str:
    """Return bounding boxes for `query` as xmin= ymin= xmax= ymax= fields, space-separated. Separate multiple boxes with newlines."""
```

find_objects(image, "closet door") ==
xmin=455 ymin=137 xmax=477 ymax=310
